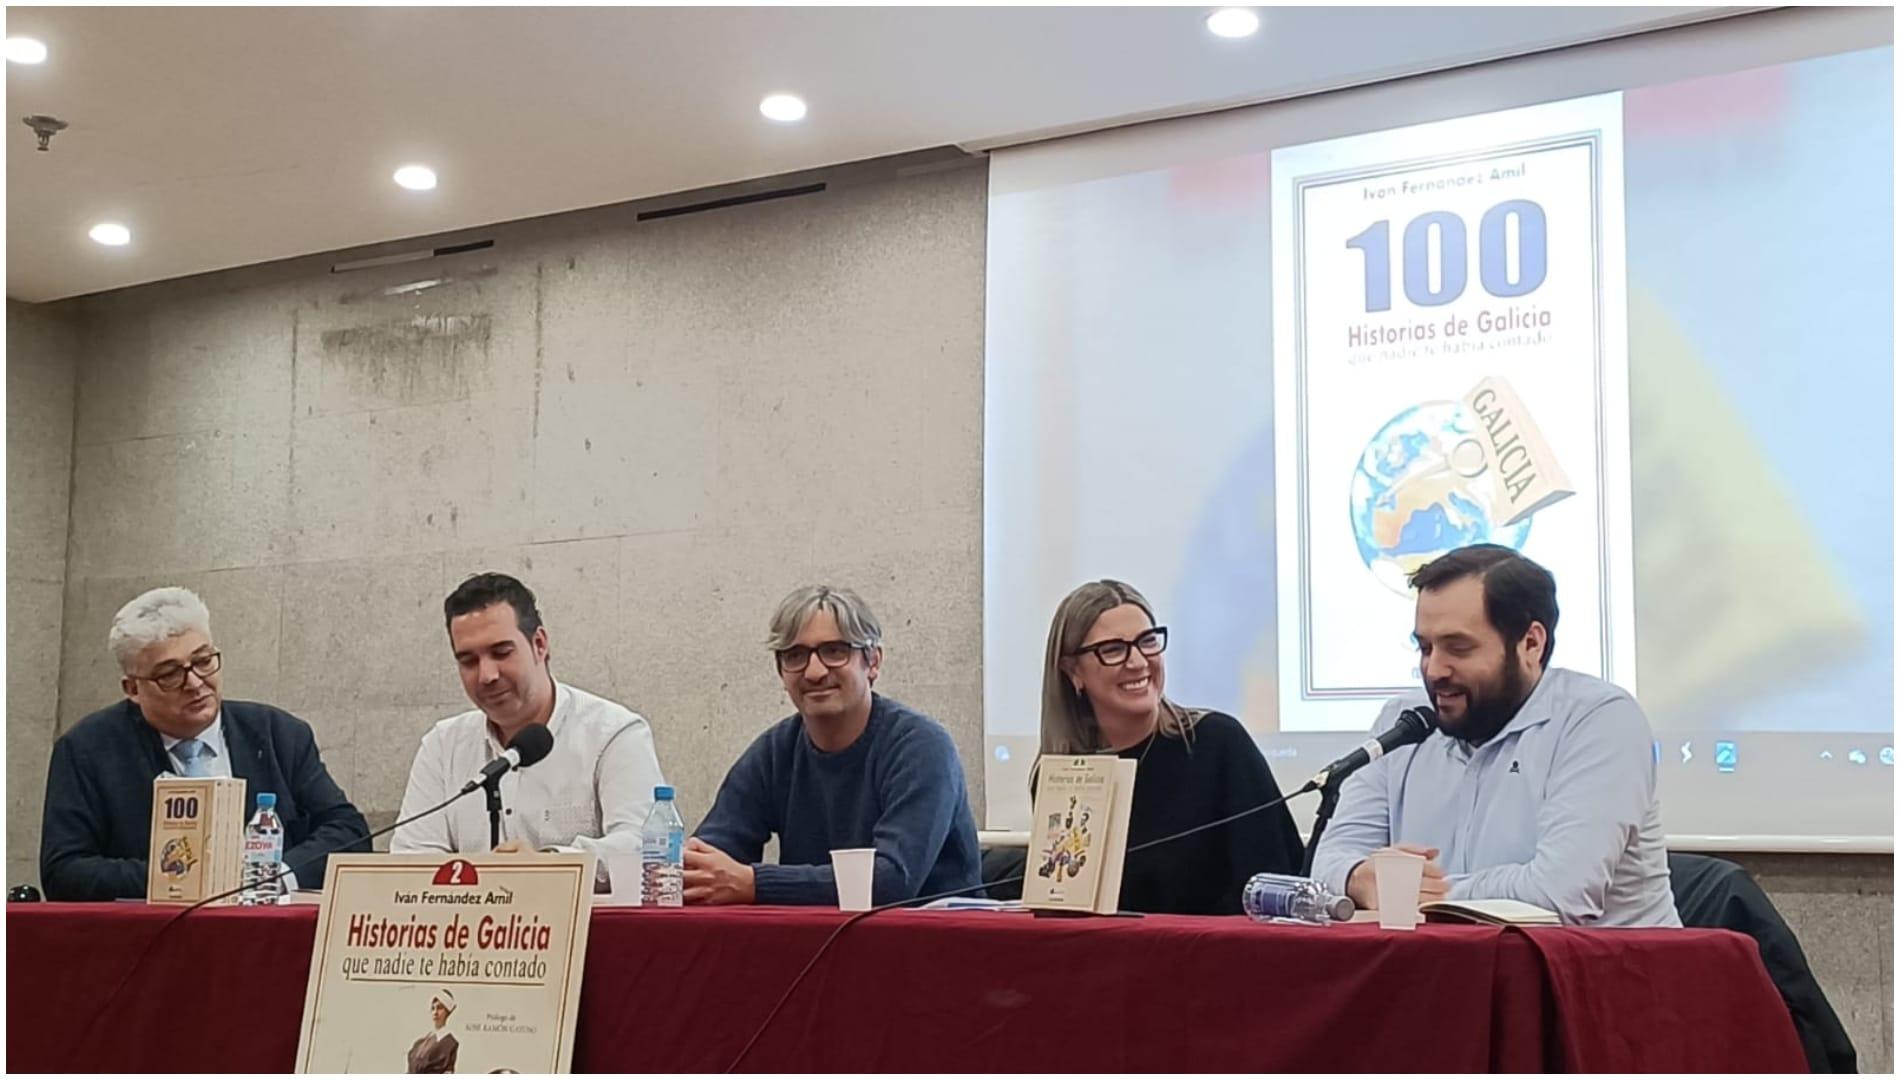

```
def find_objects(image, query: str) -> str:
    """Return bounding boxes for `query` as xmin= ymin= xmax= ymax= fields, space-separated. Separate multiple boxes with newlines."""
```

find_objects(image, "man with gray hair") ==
xmin=685 ymin=585 xmax=981 ymax=906
xmin=39 ymin=586 xmax=368 ymax=900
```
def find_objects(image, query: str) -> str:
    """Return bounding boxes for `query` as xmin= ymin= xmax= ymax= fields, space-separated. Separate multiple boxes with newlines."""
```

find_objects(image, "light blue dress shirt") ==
xmin=160 ymin=711 xmax=298 ymax=891
xmin=1310 ymin=667 xmax=1680 ymax=927
xmin=161 ymin=713 xmax=230 ymax=777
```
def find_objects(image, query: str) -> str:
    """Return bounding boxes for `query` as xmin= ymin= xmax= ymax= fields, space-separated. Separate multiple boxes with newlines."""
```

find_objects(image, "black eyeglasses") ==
xmin=134 ymin=651 xmax=222 ymax=693
xmin=1068 ymin=626 xmax=1168 ymax=667
xmin=775 ymin=640 xmax=870 ymax=674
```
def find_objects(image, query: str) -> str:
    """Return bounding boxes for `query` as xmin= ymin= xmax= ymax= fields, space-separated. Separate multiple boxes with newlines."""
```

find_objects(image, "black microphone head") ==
xmin=508 ymin=724 xmax=555 ymax=768
xmin=1395 ymin=705 xmax=1440 ymax=742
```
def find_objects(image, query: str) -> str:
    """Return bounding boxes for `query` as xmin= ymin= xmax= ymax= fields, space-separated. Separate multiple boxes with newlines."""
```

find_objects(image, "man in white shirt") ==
xmin=391 ymin=573 xmax=666 ymax=855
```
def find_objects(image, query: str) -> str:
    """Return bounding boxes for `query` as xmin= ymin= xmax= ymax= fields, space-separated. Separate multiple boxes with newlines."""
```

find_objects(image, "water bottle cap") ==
xmin=654 ymin=785 xmax=674 ymax=801
xmin=257 ymin=793 xmax=277 ymax=808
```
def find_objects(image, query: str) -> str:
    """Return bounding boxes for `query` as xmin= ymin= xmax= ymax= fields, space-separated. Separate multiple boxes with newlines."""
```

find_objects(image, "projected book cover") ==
xmin=984 ymin=43 xmax=1890 ymax=842
xmin=1269 ymin=94 xmax=1635 ymax=731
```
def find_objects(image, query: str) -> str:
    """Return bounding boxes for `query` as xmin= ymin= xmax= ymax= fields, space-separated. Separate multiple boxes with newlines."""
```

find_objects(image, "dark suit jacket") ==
xmin=39 ymin=698 xmax=370 ymax=901
xmin=407 ymin=1031 xmax=459 ymax=1073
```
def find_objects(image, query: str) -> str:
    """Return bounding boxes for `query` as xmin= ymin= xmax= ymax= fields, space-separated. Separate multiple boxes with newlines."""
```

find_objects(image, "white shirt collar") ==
xmin=482 ymin=678 xmax=569 ymax=755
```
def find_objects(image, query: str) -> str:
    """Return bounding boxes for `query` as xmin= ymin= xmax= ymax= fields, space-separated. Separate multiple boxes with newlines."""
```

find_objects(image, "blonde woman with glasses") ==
xmin=1038 ymin=580 xmax=1301 ymax=914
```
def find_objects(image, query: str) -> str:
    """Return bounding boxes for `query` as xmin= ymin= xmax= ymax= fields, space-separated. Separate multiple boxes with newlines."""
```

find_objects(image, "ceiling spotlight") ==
xmin=759 ymin=93 xmax=808 ymax=123
xmin=89 ymin=223 xmax=131 ymax=247
xmin=1205 ymin=8 xmax=1260 ymax=39
xmin=5 ymin=37 xmax=48 ymax=64
xmin=393 ymin=164 xmax=438 ymax=191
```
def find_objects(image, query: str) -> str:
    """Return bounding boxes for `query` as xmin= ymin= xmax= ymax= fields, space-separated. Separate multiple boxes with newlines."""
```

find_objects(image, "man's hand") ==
xmin=491 ymin=839 xmax=531 ymax=855
xmin=683 ymin=837 xmax=756 ymax=906
xmin=1345 ymin=843 xmax=1449 ymax=909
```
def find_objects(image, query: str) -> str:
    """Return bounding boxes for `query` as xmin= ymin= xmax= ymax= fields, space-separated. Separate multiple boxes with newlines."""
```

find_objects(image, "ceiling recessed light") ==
xmin=759 ymin=93 xmax=808 ymax=124
xmin=5 ymin=37 xmax=48 ymax=64
xmin=1205 ymin=8 xmax=1260 ymax=39
xmin=89 ymin=223 xmax=131 ymax=247
xmin=393 ymin=164 xmax=438 ymax=191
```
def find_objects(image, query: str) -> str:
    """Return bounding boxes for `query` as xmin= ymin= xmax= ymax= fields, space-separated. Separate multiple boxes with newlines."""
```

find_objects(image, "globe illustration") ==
xmin=1349 ymin=400 xmax=1531 ymax=594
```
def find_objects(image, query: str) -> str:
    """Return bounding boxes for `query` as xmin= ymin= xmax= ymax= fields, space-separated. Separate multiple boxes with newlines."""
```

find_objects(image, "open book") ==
xmin=1421 ymin=898 xmax=1560 ymax=925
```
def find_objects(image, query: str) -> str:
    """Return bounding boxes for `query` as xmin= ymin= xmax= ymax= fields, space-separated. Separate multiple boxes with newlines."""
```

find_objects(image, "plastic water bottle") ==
xmin=641 ymin=785 xmax=685 ymax=908
xmin=240 ymin=793 xmax=286 ymax=906
xmin=1243 ymin=872 xmax=1354 ymax=924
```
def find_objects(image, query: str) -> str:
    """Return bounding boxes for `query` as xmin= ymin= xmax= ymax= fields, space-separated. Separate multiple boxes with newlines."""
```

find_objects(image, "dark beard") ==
xmin=1432 ymin=644 xmax=1532 ymax=746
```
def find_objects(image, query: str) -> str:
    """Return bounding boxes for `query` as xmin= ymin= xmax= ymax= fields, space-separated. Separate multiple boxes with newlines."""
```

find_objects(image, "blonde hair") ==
xmin=1038 ymin=580 xmax=1198 ymax=766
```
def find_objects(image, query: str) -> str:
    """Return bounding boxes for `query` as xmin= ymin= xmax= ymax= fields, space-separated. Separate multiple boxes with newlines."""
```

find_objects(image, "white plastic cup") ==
xmin=601 ymin=853 xmax=642 ymax=906
xmin=830 ymin=848 xmax=876 ymax=912
xmin=1370 ymin=849 xmax=1426 ymax=931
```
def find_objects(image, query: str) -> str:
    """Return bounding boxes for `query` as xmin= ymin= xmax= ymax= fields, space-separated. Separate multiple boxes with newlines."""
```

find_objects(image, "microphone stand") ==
xmin=484 ymin=772 xmax=505 ymax=850
xmin=1300 ymin=774 xmax=1346 ymax=877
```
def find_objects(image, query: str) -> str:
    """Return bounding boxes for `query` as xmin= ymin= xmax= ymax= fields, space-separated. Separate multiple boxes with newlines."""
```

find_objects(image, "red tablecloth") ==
xmin=7 ymin=903 xmax=1804 ymax=1072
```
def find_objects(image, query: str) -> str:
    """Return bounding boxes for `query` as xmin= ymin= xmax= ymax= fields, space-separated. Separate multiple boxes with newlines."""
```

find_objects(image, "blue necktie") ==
xmin=173 ymin=738 xmax=213 ymax=777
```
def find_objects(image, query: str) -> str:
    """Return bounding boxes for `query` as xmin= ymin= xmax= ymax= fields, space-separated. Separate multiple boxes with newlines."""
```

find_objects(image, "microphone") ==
xmin=460 ymin=724 xmax=555 ymax=794
xmin=1303 ymin=705 xmax=1438 ymax=792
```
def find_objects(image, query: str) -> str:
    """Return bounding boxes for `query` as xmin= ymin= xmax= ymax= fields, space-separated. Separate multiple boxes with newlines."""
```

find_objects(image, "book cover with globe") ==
xmin=1351 ymin=376 xmax=1573 ymax=596
xmin=1270 ymin=92 xmax=1635 ymax=732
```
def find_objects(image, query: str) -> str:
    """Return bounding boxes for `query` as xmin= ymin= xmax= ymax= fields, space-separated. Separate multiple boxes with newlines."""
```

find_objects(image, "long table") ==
xmin=8 ymin=902 xmax=1804 ymax=1072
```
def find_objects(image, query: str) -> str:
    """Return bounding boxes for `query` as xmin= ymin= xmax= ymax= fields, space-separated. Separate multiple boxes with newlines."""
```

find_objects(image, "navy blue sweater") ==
xmin=694 ymin=694 xmax=981 ymax=906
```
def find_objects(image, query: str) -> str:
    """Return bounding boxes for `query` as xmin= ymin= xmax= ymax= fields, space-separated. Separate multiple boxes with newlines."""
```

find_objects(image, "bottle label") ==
xmin=1244 ymin=873 xmax=1329 ymax=922
xmin=1247 ymin=882 xmax=1299 ymax=918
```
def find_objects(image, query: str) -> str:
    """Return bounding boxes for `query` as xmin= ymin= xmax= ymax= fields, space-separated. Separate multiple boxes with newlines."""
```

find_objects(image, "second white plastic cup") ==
xmin=830 ymin=848 xmax=876 ymax=912
xmin=1370 ymin=849 xmax=1426 ymax=931
xmin=601 ymin=852 xmax=642 ymax=906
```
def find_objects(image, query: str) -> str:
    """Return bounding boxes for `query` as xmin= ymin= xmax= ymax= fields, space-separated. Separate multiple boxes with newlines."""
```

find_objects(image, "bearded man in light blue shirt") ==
xmin=1312 ymin=545 xmax=1680 ymax=927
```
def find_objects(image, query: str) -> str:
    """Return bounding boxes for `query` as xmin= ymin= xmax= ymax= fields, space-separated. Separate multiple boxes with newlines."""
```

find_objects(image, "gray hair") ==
xmin=108 ymin=587 xmax=212 ymax=674
xmin=767 ymin=585 xmax=883 ymax=651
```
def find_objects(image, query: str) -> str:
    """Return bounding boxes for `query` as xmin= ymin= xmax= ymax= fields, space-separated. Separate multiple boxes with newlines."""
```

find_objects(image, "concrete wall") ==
xmin=6 ymin=299 xmax=79 ymax=888
xmin=48 ymin=160 xmax=988 ymax=848
xmin=6 ymin=158 xmax=1890 ymax=1071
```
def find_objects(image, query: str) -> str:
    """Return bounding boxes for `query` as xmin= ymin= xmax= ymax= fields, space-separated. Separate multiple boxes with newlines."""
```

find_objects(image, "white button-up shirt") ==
xmin=390 ymin=681 xmax=665 ymax=856
xmin=1311 ymin=667 xmax=1680 ymax=927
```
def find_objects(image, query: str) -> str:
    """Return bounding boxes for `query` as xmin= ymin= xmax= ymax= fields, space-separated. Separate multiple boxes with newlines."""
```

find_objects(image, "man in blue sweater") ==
xmin=685 ymin=586 xmax=981 ymax=907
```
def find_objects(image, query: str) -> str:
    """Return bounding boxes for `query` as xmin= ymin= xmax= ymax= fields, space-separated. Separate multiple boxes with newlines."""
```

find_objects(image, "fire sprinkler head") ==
xmin=22 ymin=114 xmax=68 ymax=152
